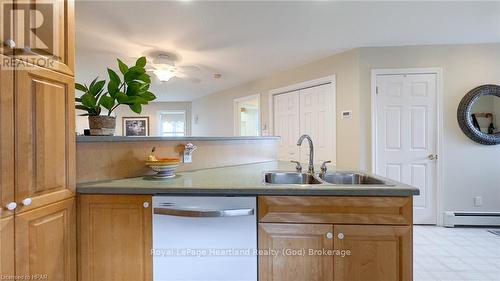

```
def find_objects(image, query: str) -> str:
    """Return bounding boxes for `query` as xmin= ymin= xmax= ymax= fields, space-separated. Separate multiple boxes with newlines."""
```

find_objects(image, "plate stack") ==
xmin=146 ymin=158 xmax=181 ymax=179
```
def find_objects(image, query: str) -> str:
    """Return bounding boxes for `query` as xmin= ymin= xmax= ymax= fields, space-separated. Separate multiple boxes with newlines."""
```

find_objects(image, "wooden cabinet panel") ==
xmin=15 ymin=65 xmax=75 ymax=213
xmin=0 ymin=1 xmax=15 ymax=56
xmin=13 ymin=0 xmax=75 ymax=75
xmin=15 ymin=198 xmax=76 ymax=281
xmin=78 ymin=195 xmax=152 ymax=281
xmin=259 ymin=223 xmax=334 ymax=281
xmin=259 ymin=196 xmax=412 ymax=225
xmin=0 ymin=55 xmax=15 ymax=218
xmin=0 ymin=216 xmax=14 ymax=278
xmin=333 ymin=225 xmax=412 ymax=281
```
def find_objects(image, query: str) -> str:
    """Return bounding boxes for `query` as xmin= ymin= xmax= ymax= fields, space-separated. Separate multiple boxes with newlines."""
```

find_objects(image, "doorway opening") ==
xmin=234 ymin=94 xmax=261 ymax=136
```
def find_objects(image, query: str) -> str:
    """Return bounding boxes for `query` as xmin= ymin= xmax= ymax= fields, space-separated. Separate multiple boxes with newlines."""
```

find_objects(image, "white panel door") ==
xmin=299 ymin=84 xmax=336 ymax=164
xmin=375 ymin=73 xmax=437 ymax=224
xmin=274 ymin=91 xmax=300 ymax=161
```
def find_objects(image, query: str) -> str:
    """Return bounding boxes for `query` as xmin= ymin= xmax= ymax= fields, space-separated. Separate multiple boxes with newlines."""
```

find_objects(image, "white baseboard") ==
xmin=443 ymin=211 xmax=500 ymax=227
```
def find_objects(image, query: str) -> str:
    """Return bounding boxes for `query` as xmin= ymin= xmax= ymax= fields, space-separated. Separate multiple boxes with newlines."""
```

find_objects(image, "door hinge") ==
xmin=376 ymin=87 xmax=379 ymax=95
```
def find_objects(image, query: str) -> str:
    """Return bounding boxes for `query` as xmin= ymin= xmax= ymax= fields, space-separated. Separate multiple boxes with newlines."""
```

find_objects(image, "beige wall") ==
xmin=192 ymin=49 xmax=362 ymax=169
xmin=193 ymin=43 xmax=500 ymax=214
xmin=76 ymin=102 xmax=192 ymax=136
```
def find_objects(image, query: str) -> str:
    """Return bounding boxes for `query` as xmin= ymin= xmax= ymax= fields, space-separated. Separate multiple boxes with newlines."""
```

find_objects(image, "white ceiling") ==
xmin=76 ymin=1 xmax=500 ymax=101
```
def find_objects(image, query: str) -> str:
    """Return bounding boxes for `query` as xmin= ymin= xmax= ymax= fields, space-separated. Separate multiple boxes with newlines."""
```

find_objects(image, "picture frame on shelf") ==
xmin=122 ymin=116 xmax=150 ymax=136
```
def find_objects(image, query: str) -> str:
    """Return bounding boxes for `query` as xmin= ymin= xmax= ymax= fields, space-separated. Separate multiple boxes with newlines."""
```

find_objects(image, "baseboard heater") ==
xmin=444 ymin=211 xmax=500 ymax=227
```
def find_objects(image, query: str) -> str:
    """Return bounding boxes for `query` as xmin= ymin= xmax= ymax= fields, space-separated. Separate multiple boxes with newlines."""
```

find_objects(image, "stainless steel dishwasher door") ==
xmin=152 ymin=196 xmax=257 ymax=281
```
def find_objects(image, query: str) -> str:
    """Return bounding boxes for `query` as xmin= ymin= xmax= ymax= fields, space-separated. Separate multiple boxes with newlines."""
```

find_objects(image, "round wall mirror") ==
xmin=457 ymin=84 xmax=500 ymax=145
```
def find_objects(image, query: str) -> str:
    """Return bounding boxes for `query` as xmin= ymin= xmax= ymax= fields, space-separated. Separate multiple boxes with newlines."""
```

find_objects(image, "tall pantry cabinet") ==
xmin=0 ymin=0 xmax=76 ymax=280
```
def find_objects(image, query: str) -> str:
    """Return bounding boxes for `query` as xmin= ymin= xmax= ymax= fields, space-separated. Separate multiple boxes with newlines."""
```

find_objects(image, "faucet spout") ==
xmin=297 ymin=134 xmax=314 ymax=174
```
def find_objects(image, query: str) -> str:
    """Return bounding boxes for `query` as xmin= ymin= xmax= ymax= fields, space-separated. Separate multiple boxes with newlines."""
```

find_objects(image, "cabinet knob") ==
xmin=22 ymin=198 xmax=33 ymax=206
xmin=143 ymin=201 xmax=150 ymax=208
xmin=337 ymin=233 xmax=344 ymax=240
xmin=5 ymin=202 xmax=17 ymax=211
xmin=4 ymin=39 xmax=15 ymax=49
xmin=326 ymin=232 xmax=333 ymax=239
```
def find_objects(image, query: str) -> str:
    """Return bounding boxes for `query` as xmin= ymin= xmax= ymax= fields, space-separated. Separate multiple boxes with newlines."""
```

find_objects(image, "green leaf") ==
xmin=81 ymin=93 xmax=97 ymax=107
xmin=75 ymin=83 xmax=87 ymax=92
xmin=116 ymin=92 xmax=130 ymax=104
xmin=126 ymin=81 xmax=142 ymax=96
xmin=137 ymin=74 xmax=151 ymax=83
xmin=135 ymin=56 xmax=146 ymax=68
xmin=75 ymin=97 xmax=82 ymax=102
xmin=107 ymin=80 xmax=119 ymax=97
xmin=139 ymin=91 xmax=156 ymax=101
xmin=124 ymin=66 xmax=146 ymax=82
xmin=139 ymin=83 xmax=150 ymax=91
xmin=129 ymin=103 xmax=142 ymax=114
xmin=107 ymin=68 xmax=121 ymax=84
xmin=99 ymin=95 xmax=115 ymax=110
xmin=89 ymin=80 xmax=106 ymax=96
xmin=75 ymin=104 xmax=89 ymax=111
xmin=117 ymin=59 xmax=128 ymax=74
xmin=88 ymin=77 xmax=98 ymax=91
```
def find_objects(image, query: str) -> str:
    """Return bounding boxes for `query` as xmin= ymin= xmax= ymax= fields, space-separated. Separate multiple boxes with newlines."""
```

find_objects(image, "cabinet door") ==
xmin=0 ymin=216 xmax=14 ymax=278
xmin=13 ymin=0 xmax=75 ymax=75
xmin=0 ymin=1 xmax=15 ymax=56
xmin=15 ymin=64 xmax=75 ymax=213
xmin=0 ymin=54 xmax=15 ymax=218
xmin=15 ymin=198 xmax=76 ymax=281
xmin=333 ymin=225 xmax=412 ymax=281
xmin=78 ymin=195 xmax=152 ymax=281
xmin=259 ymin=223 xmax=334 ymax=281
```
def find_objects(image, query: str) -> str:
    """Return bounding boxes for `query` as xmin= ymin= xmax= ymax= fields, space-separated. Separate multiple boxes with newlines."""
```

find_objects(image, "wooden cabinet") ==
xmin=78 ymin=195 xmax=153 ymax=281
xmin=258 ymin=196 xmax=413 ymax=281
xmin=259 ymin=223 xmax=334 ymax=281
xmin=0 ymin=216 xmax=14 ymax=278
xmin=0 ymin=55 xmax=14 ymax=218
xmin=0 ymin=0 xmax=75 ymax=280
xmin=333 ymin=225 xmax=412 ymax=281
xmin=15 ymin=65 xmax=75 ymax=213
xmin=13 ymin=0 xmax=75 ymax=75
xmin=15 ymin=198 xmax=76 ymax=281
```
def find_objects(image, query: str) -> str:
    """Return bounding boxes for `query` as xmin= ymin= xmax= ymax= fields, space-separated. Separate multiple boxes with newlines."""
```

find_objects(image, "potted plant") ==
xmin=75 ymin=57 xmax=157 ymax=135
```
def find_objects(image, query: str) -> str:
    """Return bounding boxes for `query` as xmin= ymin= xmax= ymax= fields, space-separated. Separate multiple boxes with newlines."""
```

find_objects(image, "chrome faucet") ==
xmin=297 ymin=134 xmax=314 ymax=174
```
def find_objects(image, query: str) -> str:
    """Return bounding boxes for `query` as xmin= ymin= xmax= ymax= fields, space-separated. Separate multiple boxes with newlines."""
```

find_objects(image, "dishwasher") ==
xmin=152 ymin=196 xmax=257 ymax=281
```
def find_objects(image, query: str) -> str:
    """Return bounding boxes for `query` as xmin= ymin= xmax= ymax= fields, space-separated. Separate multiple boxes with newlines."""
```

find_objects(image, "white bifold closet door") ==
xmin=274 ymin=83 xmax=335 ymax=165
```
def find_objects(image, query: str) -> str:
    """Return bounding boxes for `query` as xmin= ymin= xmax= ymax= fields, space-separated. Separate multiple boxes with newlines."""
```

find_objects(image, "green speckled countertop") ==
xmin=77 ymin=161 xmax=419 ymax=196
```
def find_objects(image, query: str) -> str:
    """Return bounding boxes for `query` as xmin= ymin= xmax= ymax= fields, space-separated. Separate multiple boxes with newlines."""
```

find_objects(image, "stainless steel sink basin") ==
xmin=264 ymin=172 xmax=322 ymax=185
xmin=318 ymin=172 xmax=391 ymax=185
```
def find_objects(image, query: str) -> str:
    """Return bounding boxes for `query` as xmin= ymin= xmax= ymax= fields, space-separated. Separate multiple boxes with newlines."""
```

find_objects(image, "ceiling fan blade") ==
xmin=177 ymin=65 xmax=200 ymax=72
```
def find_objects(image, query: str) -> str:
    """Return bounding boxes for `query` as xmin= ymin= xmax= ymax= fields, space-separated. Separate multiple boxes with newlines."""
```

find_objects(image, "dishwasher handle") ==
xmin=154 ymin=207 xmax=254 ymax=217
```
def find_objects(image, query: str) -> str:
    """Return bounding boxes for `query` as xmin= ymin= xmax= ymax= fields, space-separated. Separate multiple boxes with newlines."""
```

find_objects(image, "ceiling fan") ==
xmin=145 ymin=52 xmax=202 ymax=83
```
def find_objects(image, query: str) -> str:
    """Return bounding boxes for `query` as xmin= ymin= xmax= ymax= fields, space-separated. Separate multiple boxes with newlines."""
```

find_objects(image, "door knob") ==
xmin=5 ymin=202 xmax=17 ymax=211
xmin=143 ymin=201 xmax=150 ymax=208
xmin=326 ymin=232 xmax=333 ymax=239
xmin=428 ymin=154 xmax=438 ymax=160
xmin=337 ymin=233 xmax=344 ymax=240
xmin=4 ymin=39 xmax=15 ymax=49
xmin=22 ymin=198 xmax=32 ymax=206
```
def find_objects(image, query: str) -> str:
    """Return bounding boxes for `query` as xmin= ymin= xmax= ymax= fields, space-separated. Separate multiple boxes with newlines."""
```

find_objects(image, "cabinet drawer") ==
xmin=258 ymin=196 xmax=412 ymax=225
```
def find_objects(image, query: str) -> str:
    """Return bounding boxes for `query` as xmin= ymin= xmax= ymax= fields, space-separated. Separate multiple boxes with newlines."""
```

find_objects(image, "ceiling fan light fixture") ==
xmin=155 ymin=69 xmax=175 ymax=82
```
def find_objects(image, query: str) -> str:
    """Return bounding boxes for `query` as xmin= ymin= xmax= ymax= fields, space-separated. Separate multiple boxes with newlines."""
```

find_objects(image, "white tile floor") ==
xmin=414 ymin=226 xmax=500 ymax=281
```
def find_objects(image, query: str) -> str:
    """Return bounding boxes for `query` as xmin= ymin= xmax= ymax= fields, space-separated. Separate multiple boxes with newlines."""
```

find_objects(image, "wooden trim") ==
xmin=258 ymin=196 xmax=413 ymax=225
xmin=0 ymin=54 xmax=15 ymax=218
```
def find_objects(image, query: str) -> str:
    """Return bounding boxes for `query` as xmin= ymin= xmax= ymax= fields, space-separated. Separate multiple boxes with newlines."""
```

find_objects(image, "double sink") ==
xmin=264 ymin=171 xmax=393 ymax=186
xmin=267 ymin=134 xmax=393 ymax=186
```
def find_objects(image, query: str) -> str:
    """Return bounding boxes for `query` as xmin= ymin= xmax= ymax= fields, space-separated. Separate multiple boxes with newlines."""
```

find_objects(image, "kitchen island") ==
xmin=77 ymin=161 xmax=418 ymax=281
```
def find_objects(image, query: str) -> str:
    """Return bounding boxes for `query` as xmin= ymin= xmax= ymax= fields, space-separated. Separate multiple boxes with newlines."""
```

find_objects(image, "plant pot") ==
xmin=88 ymin=116 xmax=116 ymax=136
